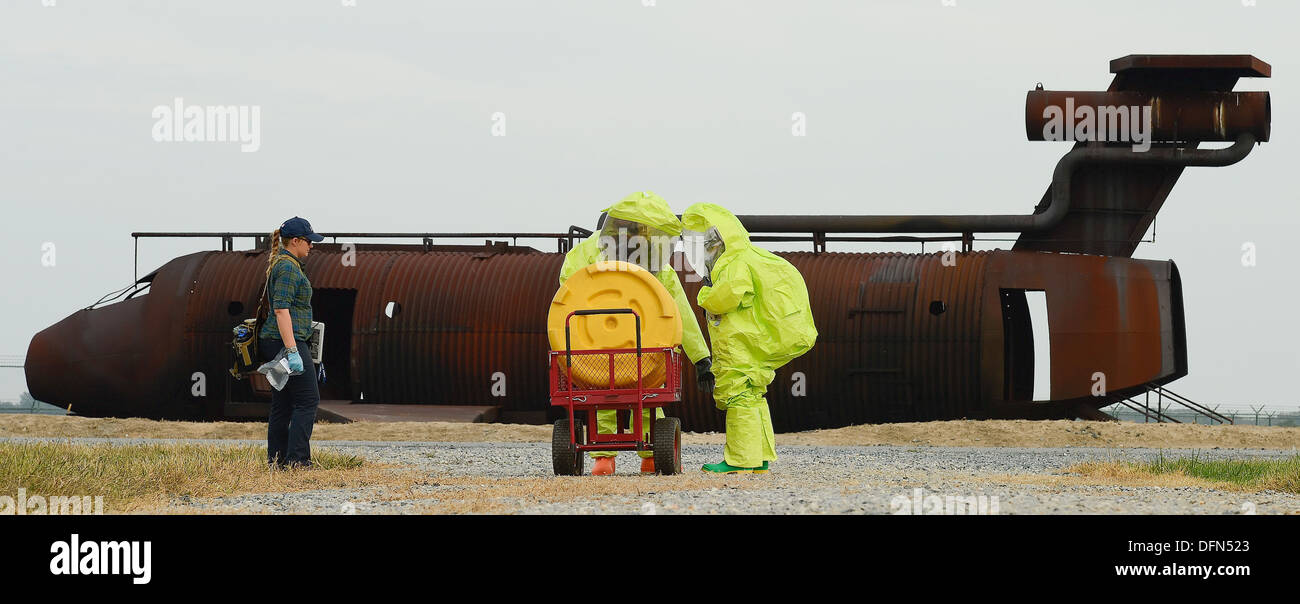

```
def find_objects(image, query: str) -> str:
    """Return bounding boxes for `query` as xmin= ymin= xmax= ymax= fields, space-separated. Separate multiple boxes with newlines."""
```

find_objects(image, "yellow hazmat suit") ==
xmin=558 ymin=192 xmax=710 ymax=459
xmin=681 ymin=202 xmax=817 ymax=471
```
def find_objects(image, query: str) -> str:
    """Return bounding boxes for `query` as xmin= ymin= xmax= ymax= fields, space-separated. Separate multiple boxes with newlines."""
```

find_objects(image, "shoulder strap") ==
xmin=254 ymin=271 xmax=272 ymax=325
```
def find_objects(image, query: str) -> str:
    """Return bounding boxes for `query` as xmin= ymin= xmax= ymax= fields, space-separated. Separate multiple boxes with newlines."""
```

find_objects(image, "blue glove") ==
xmin=286 ymin=348 xmax=304 ymax=373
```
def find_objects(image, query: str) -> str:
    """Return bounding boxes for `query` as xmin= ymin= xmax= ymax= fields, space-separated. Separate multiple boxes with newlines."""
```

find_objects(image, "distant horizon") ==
xmin=3 ymin=369 xmax=1299 ymax=413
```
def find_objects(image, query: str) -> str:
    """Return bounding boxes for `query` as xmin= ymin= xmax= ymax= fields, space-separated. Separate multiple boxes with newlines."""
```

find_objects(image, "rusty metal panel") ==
xmin=913 ymin=250 xmax=989 ymax=421
xmin=356 ymin=249 xmax=563 ymax=411
xmin=26 ymin=252 xmax=212 ymax=419
xmin=983 ymin=252 xmax=1180 ymax=411
xmin=26 ymin=245 xmax=1187 ymax=427
xmin=782 ymin=252 xmax=990 ymax=429
xmin=1110 ymin=54 xmax=1271 ymax=81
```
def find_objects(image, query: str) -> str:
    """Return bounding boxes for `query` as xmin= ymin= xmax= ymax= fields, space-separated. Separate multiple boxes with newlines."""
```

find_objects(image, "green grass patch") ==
xmin=1075 ymin=453 xmax=1300 ymax=494
xmin=0 ymin=441 xmax=380 ymax=513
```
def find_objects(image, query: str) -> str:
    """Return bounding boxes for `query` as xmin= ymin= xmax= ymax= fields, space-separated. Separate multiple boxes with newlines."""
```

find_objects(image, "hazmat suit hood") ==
xmin=595 ymin=191 xmax=683 ymax=274
xmin=681 ymin=202 xmax=750 ymax=251
xmin=682 ymin=202 xmax=751 ymax=280
xmin=603 ymin=191 xmax=684 ymax=236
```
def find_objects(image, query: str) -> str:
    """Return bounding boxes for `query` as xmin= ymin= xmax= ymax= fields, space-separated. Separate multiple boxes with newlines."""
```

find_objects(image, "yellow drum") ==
xmin=548 ymin=261 xmax=682 ymax=388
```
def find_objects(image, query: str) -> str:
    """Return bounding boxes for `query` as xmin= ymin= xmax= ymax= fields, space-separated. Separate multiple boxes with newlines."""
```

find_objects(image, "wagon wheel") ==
xmin=552 ymin=418 xmax=586 ymax=476
xmin=652 ymin=417 xmax=682 ymax=475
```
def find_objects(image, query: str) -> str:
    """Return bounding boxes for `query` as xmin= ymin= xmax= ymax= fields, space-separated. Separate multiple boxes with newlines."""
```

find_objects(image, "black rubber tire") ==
xmin=552 ymin=418 xmax=585 ymax=476
xmin=652 ymin=417 xmax=682 ymax=475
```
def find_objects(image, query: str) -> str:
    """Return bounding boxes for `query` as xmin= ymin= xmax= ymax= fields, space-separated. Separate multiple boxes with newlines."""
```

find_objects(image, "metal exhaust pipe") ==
xmin=735 ymin=133 xmax=1257 ymax=234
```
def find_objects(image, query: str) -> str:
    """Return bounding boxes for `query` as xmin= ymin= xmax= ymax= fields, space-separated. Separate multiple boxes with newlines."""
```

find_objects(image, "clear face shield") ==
xmin=682 ymin=226 xmax=725 ymax=281
xmin=597 ymin=217 xmax=674 ymax=273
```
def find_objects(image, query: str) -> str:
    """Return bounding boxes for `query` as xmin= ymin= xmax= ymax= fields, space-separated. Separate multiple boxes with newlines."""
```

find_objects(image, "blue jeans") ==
xmin=260 ymin=338 xmax=319 ymax=467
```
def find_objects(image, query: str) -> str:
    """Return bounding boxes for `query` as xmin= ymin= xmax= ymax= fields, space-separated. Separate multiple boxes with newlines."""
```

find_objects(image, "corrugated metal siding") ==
xmin=181 ymin=248 xmax=563 ymax=413
xmin=36 ymin=246 xmax=997 ymax=429
xmin=357 ymin=250 xmax=563 ymax=409
xmin=912 ymin=251 xmax=989 ymax=421
xmin=676 ymin=251 xmax=989 ymax=432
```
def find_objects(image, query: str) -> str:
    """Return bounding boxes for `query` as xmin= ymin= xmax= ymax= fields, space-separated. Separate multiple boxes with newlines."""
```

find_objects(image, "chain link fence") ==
xmin=0 ymin=396 xmax=65 ymax=415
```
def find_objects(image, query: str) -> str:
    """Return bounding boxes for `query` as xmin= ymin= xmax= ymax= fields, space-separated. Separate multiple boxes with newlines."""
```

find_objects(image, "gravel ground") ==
xmin=6 ymin=437 xmax=1298 ymax=515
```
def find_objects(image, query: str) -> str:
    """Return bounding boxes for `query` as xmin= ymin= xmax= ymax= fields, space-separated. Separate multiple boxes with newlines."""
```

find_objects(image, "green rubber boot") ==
xmin=702 ymin=461 xmax=761 ymax=474
xmin=752 ymin=461 xmax=770 ymax=474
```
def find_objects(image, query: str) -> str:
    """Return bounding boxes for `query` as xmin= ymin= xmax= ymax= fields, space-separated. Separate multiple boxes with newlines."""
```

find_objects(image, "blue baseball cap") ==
xmin=280 ymin=217 xmax=324 ymax=242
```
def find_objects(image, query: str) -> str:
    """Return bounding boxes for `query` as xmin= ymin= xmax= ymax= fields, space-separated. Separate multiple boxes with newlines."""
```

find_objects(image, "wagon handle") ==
xmin=564 ymin=309 xmax=642 ymax=367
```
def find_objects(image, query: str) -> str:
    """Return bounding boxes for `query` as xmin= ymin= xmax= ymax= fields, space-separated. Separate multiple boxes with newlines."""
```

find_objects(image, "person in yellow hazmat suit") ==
xmin=558 ymin=191 xmax=714 ymax=476
xmin=680 ymin=202 xmax=817 ymax=474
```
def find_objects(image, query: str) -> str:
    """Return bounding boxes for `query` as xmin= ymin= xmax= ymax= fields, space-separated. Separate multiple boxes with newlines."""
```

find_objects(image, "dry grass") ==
xmin=0 ymin=415 xmax=550 ymax=442
xmin=3 ymin=415 xmax=1299 ymax=449
xmin=0 ymin=440 xmax=425 ymax=513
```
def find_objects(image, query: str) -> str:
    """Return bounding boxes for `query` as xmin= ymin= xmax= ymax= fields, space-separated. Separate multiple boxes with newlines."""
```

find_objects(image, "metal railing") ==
xmin=1102 ymin=390 xmax=1300 ymax=426
xmin=1101 ymin=385 xmax=1232 ymax=424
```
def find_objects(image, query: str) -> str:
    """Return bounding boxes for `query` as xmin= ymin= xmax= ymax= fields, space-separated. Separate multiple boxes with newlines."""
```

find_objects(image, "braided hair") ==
xmin=265 ymin=228 xmax=285 ymax=279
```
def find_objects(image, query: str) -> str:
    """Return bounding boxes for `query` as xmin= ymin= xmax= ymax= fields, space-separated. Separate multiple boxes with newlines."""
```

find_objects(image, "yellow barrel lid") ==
xmin=548 ymin=261 xmax=682 ymax=352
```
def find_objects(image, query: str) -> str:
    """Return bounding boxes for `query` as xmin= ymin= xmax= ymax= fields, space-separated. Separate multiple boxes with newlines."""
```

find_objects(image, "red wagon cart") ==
xmin=549 ymin=308 xmax=684 ymax=475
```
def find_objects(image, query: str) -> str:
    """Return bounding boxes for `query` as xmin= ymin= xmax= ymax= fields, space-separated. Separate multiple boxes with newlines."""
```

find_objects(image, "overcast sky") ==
xmin=1 ymin=0 xmax=1295 ymax=412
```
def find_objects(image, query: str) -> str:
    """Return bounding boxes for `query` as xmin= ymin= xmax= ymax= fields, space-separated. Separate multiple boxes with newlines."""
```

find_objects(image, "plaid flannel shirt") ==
xmin=259 ymin=252 xmax=313 ymax=342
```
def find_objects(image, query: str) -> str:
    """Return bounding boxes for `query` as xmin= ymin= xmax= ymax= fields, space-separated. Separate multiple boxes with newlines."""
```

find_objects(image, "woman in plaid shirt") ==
xmin=259 ymin=217 xmax=324 ymax=469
